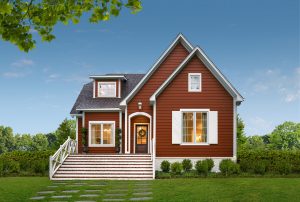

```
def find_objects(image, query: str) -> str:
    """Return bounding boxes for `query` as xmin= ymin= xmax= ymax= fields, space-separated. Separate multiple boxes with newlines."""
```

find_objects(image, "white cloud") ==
xmin=11 ymin=59 xmax=34 ymax=67
xmin=2 ymin=72 xmax=25 ymax=78
xmin=248 ymin=67 xmax=300 ymax=103
xmin=246 ymin=116 xmax=274 ymax=136
xmin=64 ymin=75 xmax=90 ymax=83
xmin=48 ymin=74 xmax=60 ymax=79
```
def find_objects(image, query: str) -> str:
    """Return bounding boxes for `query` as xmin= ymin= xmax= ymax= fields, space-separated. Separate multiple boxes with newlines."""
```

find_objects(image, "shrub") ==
xmin=33 ymin=160 xmax=46 ymax=175
xmin=160 ymin=160 xmax=171 ymax=173
xmin=238 ymin=149 xmax=300 ymax=174
xmin=253 ymin=161 xmax=266 ymax=175
xmin=195 ymin=160 xmax=209 ymax=176
xmin=171 ymin=162 xmax=183 ymax=175
xmin=275 ymin=161 xmax=292 ymax=175
xmin=219 ymin=159 xmax=240 ymax=176
xmin=205 ymin=159 xmax=214 ymax=172
xmin=0 ymin=150 xmax=53 ymax=176
xmin=155 ymin=171 xmax=171 ymax=179
xmin=182 ymin=159 xmax=193 ymax=172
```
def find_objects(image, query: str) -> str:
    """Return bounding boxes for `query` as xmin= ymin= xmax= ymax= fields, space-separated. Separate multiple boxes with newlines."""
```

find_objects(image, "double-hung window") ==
xmin=182 ymin=111 xmax=208 ymax=144
xmin=89 ymin=121 xmax=115 ymax=147
xmin=98 ymin=82 xmax=116 ymax=97
xmin=188 ymin=73 xmax=201 ymax=92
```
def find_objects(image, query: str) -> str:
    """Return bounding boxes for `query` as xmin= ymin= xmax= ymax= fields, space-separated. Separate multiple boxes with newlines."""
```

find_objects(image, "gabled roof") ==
xmin=70 ymin=74 xmax=144 ymax=115
xmin=119 ymin=33 xmax=194 ymax=106
xmin=149 ymin=47 xmax=244 ymax=104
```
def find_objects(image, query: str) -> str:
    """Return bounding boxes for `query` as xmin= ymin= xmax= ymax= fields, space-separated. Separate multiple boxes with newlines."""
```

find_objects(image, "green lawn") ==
xmin=0 ymin=177 xmax=299 ymax=201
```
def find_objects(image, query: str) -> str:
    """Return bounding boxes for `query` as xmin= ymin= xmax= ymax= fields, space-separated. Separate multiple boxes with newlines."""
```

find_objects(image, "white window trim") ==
xmin=180 ymin=109 xmax=209 ymax=145
xmin=188 ymin=73 xmax=202 ymax=92
xmin=88 ymin=121 xmax=115 ymax=147
xmin=98 ymin=81 xmax=117 ymax=98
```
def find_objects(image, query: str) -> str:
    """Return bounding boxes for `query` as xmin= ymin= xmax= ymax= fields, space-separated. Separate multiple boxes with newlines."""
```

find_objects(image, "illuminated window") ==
xmin=182 ymin=112 xmax=207 ymax=143
xmin=89 ymin=121 xmax=115 ymax=146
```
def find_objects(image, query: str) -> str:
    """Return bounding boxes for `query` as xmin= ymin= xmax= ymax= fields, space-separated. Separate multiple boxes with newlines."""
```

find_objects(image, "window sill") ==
xmin=89 ymin=144 xmax=115 ymax=147
xmin=180 ymin=143 xmax=209 ymax=146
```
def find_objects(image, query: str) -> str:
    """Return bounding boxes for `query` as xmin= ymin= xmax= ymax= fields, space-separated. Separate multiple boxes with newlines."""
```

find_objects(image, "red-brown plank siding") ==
xmin=156 ymin=55 xmax=234 ymax=157
xmin=77 ymin=117 xmax=83 ymax=153
xmin=130 ymin=116 xmax=150 ymax=153
xmin=127 ymin=43 xmax=189 ymax=114
xmin=81 ymin=112 xmax=119 ymax=153
xmin=127 ymin=43 xmax=190 ymax=153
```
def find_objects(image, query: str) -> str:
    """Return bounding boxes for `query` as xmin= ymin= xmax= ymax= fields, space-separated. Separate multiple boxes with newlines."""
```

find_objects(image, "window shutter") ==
xmin=208 ymin=111 xmax=218 ymax=144
xmin=172 ymin=111 xmax=181 ymax=144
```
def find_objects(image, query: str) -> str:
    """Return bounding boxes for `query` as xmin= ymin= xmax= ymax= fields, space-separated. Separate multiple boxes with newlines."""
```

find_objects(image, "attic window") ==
xmin=98 ymin=82 xmax=116 ymax=97
xmin=188 ymin=73 xmax=201 ymax=92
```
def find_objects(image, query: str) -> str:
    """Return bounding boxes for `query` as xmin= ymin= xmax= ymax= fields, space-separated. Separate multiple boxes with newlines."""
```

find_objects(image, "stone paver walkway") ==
xmin=29 ymin=180 xmax=153 ymax=201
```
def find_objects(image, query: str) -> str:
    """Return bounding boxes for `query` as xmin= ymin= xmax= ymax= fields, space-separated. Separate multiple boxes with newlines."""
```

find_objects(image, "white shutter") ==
xmin=208 ymin=111 xmax=218 ymax=144
xmin=172 ymin=111 xmax=181 ymax=144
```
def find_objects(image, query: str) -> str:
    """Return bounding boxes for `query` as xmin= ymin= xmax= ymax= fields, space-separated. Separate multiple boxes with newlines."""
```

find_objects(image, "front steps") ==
xmin=52 ymin=154 xmax=153 ymax=180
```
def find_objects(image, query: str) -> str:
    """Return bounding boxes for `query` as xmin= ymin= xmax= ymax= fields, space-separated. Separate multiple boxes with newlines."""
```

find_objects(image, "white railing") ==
xmin=49 ymin=136 xmax=77 ymax=179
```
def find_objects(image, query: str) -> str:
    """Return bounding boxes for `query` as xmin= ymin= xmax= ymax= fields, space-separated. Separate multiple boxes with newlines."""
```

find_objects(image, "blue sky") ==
xmin=0 ymin=0 xmax=299 ymax=136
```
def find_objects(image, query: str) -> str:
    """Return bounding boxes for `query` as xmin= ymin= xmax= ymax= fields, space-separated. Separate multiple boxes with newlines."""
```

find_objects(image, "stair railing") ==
xmin=49 ymin=136 xmax=77 ymax=179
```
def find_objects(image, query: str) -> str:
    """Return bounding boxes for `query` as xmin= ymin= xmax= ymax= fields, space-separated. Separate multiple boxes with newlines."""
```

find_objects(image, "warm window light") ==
xmin=138 ymin=101 xmax=142 ymax=110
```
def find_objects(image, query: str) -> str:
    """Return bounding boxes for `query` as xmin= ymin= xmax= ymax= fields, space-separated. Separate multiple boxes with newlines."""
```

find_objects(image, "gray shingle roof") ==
xmin=70 ymin=74 xmax=145 ymax=114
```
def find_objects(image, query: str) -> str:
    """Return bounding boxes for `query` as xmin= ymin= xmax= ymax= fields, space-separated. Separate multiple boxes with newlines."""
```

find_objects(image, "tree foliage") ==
xmin=240 ymin=121 xmax=300 ymax=151
xmin=55 ymin=118 xmax=76 ymax=147
xmin=0 ymin=0 xmax=142 ymax=52
xmin=268 ymin=122 xmax=300 ymax=150
xmin=237 ymin=114 xmax=247 ymax=147
xmin=0 ymin=126 xmax=15 ymax=153
xmin=0 ymin=118 xmax=75 ymax=153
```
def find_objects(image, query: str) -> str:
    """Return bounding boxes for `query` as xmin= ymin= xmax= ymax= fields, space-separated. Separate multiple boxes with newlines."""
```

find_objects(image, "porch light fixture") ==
xmin=138 ymin=101 xmax=142 ymax=110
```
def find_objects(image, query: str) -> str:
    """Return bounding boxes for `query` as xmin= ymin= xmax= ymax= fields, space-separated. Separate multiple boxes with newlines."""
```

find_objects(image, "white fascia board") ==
xmin=120 ymin=33 xmax=194 ymax=106
xmin=70 ymin=114 xmax=83 ymax=117
xmin=89 ymin=75 xmax=127 ymax=80
xmin=76 ymin=108 xmax=121 ymax=112
xmin=150 ymin=48 xmax=198 ymax=104
xmin=150 ymin=47 xmax=244 ymax=104
xmin=195 ymin=48 xmax=244 ymax=102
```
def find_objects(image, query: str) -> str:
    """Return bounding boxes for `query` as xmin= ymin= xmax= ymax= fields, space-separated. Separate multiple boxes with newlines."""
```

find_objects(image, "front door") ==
xmin=135 ymin=125 xmax=148 ymax=153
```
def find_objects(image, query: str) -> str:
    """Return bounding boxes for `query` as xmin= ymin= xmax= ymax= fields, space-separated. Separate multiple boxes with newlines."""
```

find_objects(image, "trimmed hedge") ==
xmin=238 ymin=150 xmax=300 ymax=174
xmin=0 ymin=150 xmax=53 ymax=176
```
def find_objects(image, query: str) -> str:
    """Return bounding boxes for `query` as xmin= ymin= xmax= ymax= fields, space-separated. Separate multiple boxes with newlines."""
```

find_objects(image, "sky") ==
xmin=0 ymin=0 xmax=299 ymax=136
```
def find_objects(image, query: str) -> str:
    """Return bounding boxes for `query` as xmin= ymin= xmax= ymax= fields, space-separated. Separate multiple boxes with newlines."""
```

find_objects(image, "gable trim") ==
xmin=120 ymin=33 xmax=193 ymax=106
xmin=150 ymin=47 xmax=244 ymax=104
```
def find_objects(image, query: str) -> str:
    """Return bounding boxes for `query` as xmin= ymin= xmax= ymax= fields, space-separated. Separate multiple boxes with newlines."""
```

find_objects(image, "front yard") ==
xmin=0 ymin=177 xmax=299 ymax=201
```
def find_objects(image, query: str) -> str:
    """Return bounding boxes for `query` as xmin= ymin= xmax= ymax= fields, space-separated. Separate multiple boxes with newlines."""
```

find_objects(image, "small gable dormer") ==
xmin=90 ymin=75 xmax=127 ymax=98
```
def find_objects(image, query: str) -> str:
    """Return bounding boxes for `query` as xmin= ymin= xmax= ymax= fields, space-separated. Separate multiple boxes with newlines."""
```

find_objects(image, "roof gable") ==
xmin=150 ymin=47 xmax=244 ymax=104
xmin=119 ymin=33 xmax=193 ymax=106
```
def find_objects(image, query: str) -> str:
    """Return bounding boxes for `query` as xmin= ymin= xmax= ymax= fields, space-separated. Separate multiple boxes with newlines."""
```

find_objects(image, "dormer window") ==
xmin=188 ymin=73 xmax=201 ymax=92
xmin=98 ymin=82 xmax=116 ymax=97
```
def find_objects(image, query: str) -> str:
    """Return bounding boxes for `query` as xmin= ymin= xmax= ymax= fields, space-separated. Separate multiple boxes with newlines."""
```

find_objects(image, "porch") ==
xmin=49 ymin=137 xmax=154 ymax=180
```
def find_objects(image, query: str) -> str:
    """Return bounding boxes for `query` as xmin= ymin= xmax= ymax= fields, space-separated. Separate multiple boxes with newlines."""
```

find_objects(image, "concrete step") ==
xmin=70 ymin=154 xmax=151 ymax=157
xmin=53 ymin=174 xmax=153 ymax=178
xmin=60 ymin=164 xmax=152 ymax=168
xmin=63 ymin=161 xmax=152 ymax=165
xmin=56 ymin=170 xmax=152 ymax=174
xmin=59 ymin=167 xmax=153 ymax=171
xmin=65 ymin=159 xmax=151 ymax=162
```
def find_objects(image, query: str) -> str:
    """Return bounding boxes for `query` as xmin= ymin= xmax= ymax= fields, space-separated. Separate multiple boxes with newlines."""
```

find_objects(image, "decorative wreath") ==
xmin=138 ymin=129 xmax=146 ymax=137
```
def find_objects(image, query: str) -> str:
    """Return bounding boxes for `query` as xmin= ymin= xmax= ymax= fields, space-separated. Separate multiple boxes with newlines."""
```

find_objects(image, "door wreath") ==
xmin=138 ymin=129 xmax=146 ymax=137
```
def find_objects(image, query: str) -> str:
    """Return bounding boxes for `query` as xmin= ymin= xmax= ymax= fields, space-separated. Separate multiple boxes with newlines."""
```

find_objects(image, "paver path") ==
xmin=29 ymin=180 xmax=153 ymax=201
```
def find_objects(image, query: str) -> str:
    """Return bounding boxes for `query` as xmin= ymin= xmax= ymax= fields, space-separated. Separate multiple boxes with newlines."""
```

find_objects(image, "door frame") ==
xmin=133 ymin=123 xmax=150 ymax=154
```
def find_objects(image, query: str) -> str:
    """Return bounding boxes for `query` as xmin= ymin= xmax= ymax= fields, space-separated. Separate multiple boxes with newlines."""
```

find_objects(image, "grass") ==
xmin=0 ymin=177 xmax=299 ymax=201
